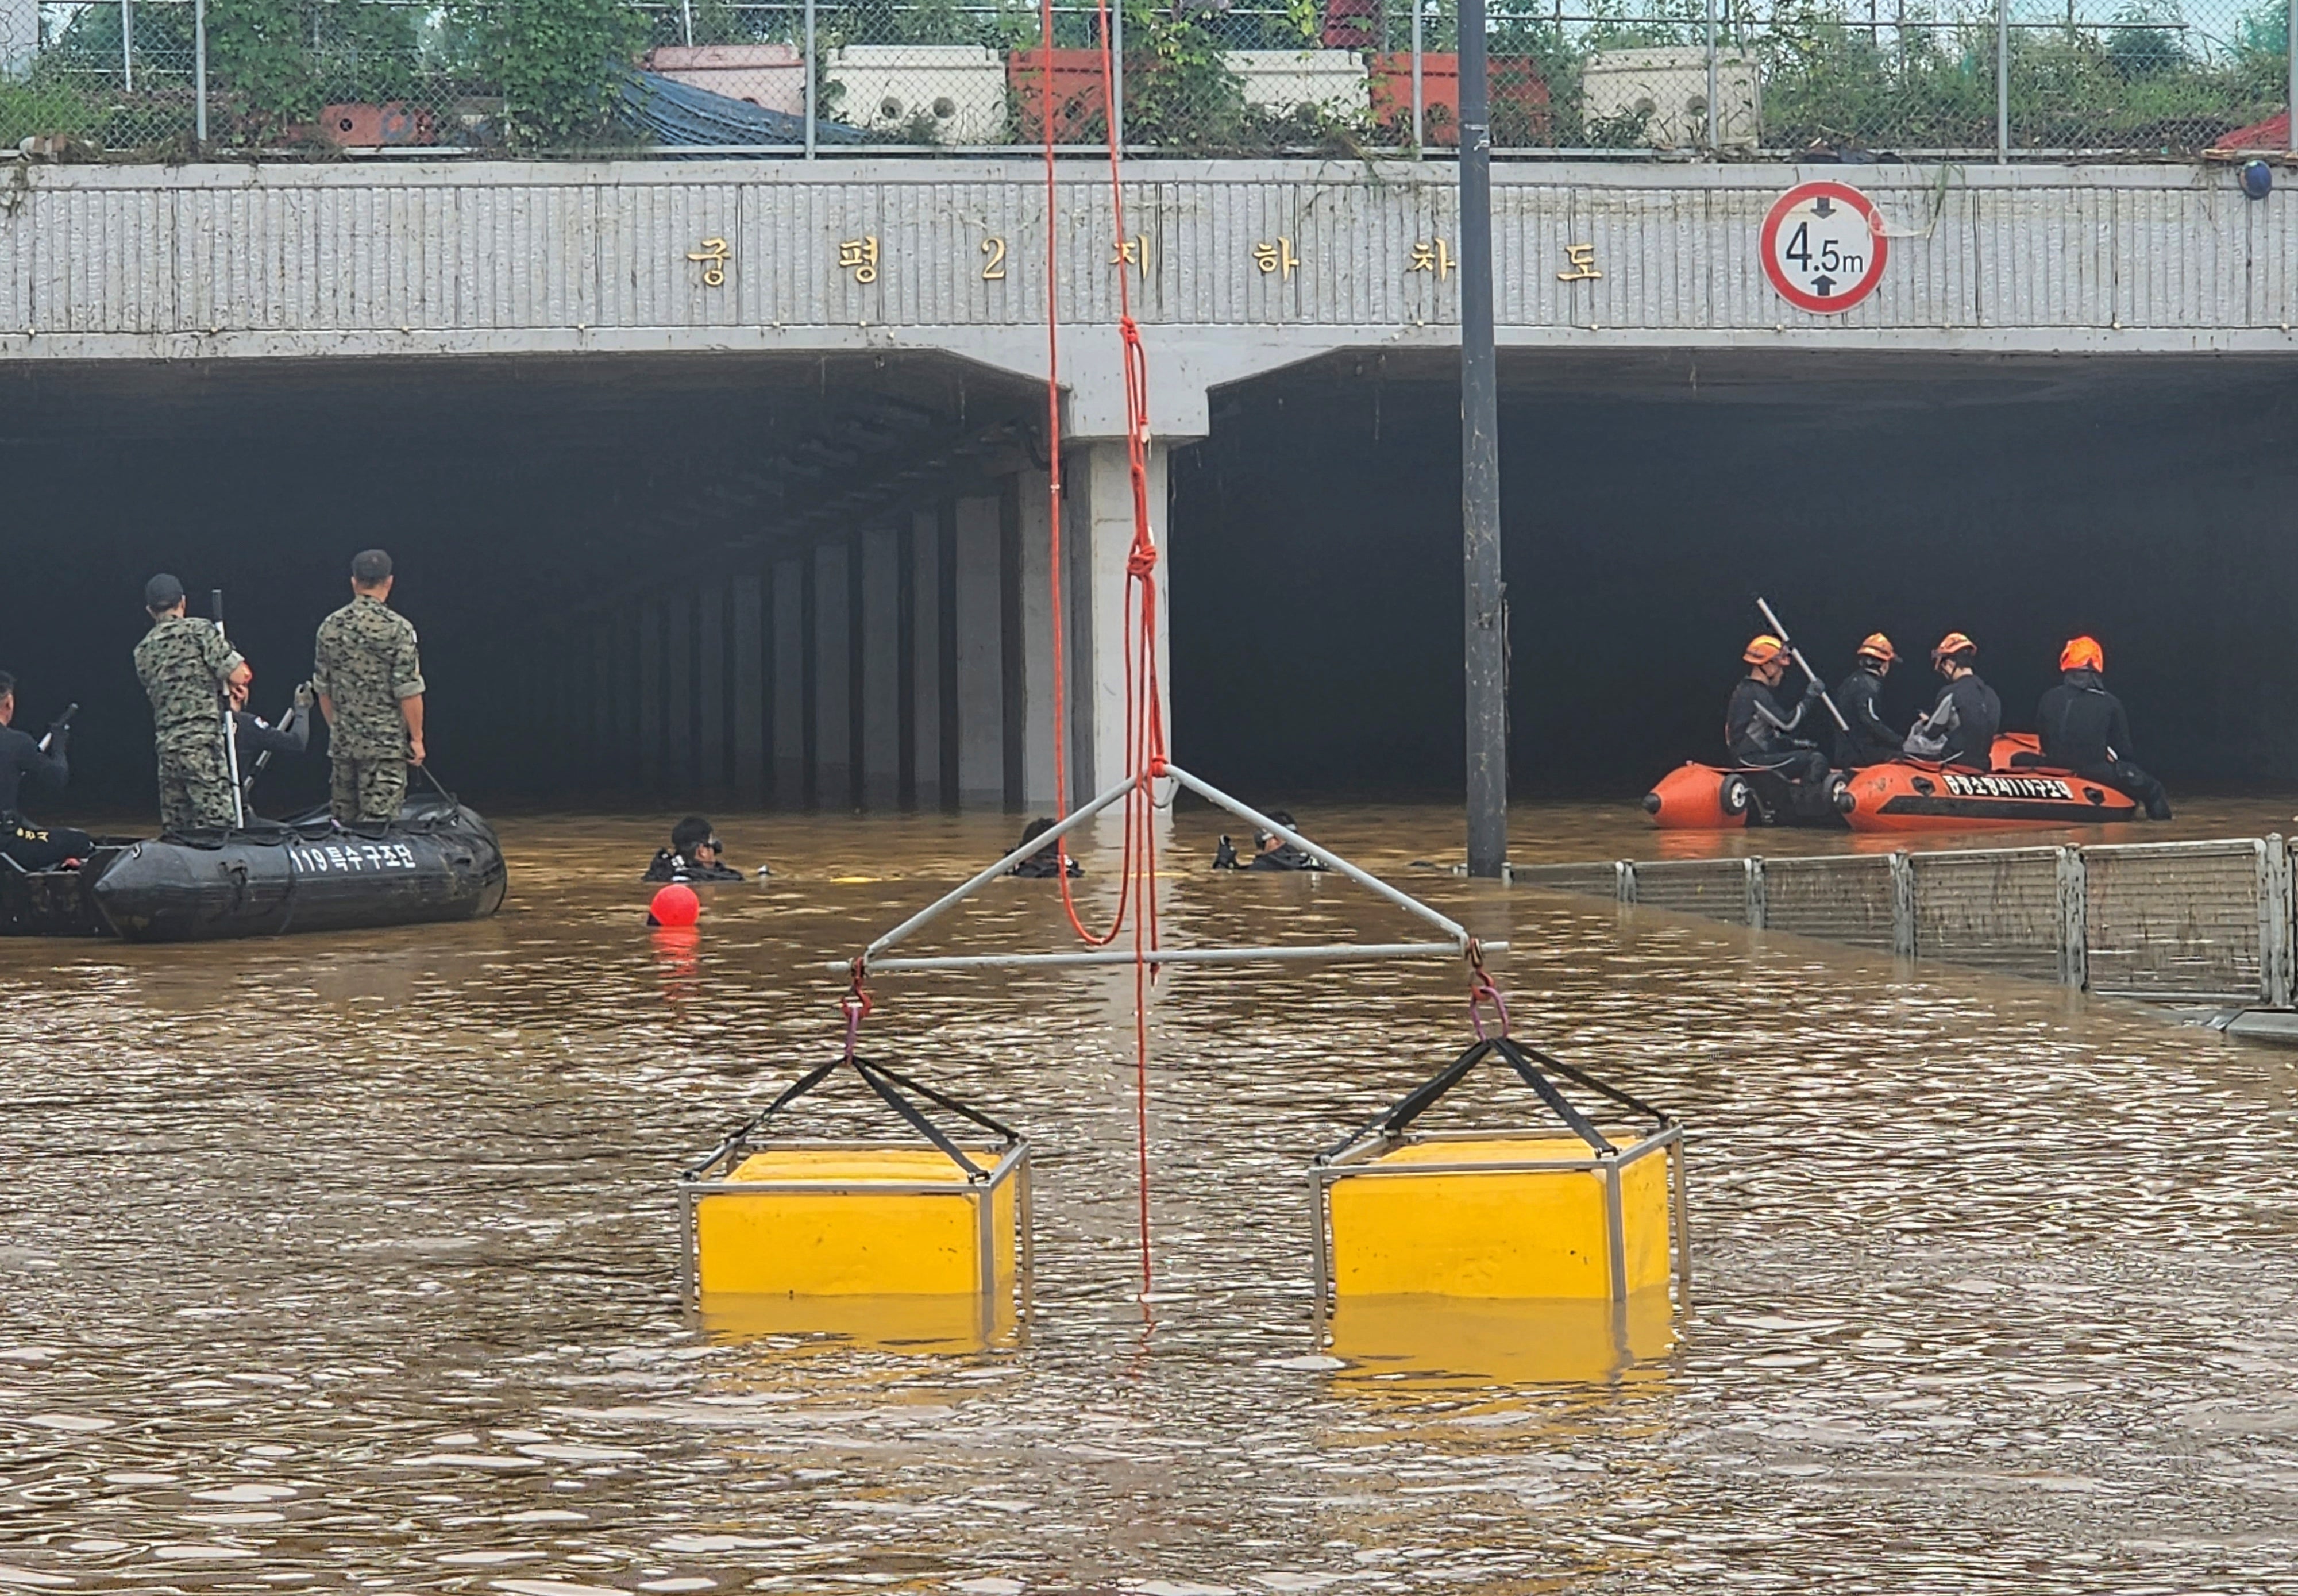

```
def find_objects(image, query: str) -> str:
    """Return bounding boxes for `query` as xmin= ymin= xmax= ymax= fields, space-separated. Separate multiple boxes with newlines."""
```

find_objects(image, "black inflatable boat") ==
xmin=0 ymin=797 xmax=506 ymax=942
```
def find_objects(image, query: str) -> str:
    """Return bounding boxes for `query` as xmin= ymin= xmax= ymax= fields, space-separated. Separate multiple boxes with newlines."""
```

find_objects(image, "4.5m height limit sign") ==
xmin=1760 ymin=181 xmax=1888 ymax=314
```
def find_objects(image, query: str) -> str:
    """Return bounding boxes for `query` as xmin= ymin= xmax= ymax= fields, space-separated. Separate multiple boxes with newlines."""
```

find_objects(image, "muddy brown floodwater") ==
xmin=5 ymin=800 xmax=2298 ymax=1593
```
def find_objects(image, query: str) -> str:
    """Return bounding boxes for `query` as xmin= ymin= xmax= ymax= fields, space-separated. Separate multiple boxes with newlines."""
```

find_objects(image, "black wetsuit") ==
xmin=1010 ymin=848 xmax=1081 ymax=878
xmin=1248 ymin=842 xmax=1326 ymax=872
xmin=643 ymin=849 xmax=747 ymax=884
xmin=1906 ymin=672 xmax=2001 ymax=771
xmin=0 ymin=724 xmax=91 ymax=870
xmin=2036 ymin=669 xmax=2172 ymax=819
xmin=1725 ymin=676 xmax=1829 ymax=786
xmin=233 ymin=707 xmax=309 ymax=769
xmin=1212 ymin=836 xmax=1327 ymax=871
xmin=1832 ymin=666 xmax=1902 ymax=767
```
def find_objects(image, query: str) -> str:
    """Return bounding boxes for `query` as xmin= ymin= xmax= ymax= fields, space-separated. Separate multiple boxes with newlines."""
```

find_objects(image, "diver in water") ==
xmin=1832 ymin=633 xmax=1904 ymax=768
xmin=1008 ymin=817 xmax=1082 ymax=878
xmin=643 ymin=815 xmax=750 ymax=883
xmin=1213 ymin=809 xmax=1329 ymax=872
xmin=2034 ymin=635 xmax=2173 ymax=820
xmin=0 ymin=671 xmax=92 ymax=872
xmin=1903 ymin=632 xmax=2000 ymax=772
xmin=1726 ymin=635 xmax=1830 ymax=789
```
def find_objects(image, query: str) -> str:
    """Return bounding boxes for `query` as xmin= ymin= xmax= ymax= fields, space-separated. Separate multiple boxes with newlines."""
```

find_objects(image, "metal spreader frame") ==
xmin=824 ymin=763 xmax=1507 ymax=976
xmin=1308 ymin=1035 xmax=1691 ymax=1328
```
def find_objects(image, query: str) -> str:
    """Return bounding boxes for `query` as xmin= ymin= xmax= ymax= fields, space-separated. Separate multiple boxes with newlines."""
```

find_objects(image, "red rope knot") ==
xmin=1466 ymin=941 xmax=1509 ymax=1040
xmin=840 ymin=957 xmax=873 ymax=1059
xmin=1119 ymin=314 xmax=1142 ymax=348
xmin=1126 ymin=543 xmax=1159 ymax=578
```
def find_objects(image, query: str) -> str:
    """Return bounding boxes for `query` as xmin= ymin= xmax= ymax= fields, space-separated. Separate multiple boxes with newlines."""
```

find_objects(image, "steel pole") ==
xmin=193 ymin=0 xmax=206 ymax=145
xmin=804 ymin=0 xmax=818 ymax=160
xmin=120 ymin=0 xmax=131 ymax=92
xmin=2288 ymin=0 xmax=2296 ymax=153
xmin=848 ymin=940 xmax=1510 ymax=976
xmin=1111 ymin=0 xmax=1124 ymax=155
xmin=1994 ymin=0 xmax=2008 ymax=163
xmin=1458 ymin=0 xmax=1506 ymax=879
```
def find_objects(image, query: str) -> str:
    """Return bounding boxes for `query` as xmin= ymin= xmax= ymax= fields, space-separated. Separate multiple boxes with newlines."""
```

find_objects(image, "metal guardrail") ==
xmin=1513 ymin=835 xmax=2297 ymax=1006
xmin=3 ymin=0 xmax=2293 ymax=160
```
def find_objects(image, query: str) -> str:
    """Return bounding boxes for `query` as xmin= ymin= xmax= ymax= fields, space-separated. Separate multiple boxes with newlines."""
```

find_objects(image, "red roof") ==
xmin=2212 ymin=110 xmax=2288 ymax=152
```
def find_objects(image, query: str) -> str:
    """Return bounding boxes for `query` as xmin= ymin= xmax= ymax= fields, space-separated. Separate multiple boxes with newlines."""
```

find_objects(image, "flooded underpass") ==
xmin=7 ymin=803 xmax=2298 ymax=1593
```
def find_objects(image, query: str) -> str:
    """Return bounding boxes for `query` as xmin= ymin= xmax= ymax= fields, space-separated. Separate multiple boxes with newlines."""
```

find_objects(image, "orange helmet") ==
xmin=1931 ymin=631 xmax=1977 ymax=664
xmin=1744 ymin=634 xmax=1787 ymax=666
xmin=2058 ymin=635 xmax=2104 ymax=673
xmin=1855 ymin=632 xmax=1897 ymax=664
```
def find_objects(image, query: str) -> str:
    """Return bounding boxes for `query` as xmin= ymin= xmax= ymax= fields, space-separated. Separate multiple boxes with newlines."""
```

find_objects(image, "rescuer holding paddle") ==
xmin=134 ymin=573 xmax=253 ymax=835
xmin=1726 ymin=635 xmax=1830 ymax=790
xmin=2035 ymin=636 xmax=2172 ymax=820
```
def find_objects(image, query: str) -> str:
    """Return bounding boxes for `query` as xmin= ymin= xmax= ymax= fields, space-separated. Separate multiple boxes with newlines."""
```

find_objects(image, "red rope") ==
xmin=1035 ymin=0 xmax=1165 ymax=1300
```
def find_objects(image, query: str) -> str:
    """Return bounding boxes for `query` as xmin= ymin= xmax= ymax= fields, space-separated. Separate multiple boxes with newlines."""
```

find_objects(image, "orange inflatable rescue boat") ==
xmin=1643 ymin=763 xmax=1849 ymax=830
xmin=1836 ymin=734 xmax=2140 ymax=833
xmin=1647 ymin=737 xmax=2141 ymax=834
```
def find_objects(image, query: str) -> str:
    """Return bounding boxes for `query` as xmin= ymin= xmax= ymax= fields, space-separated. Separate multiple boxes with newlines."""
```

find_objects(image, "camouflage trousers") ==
xmin=157 ymin=737 xmax=238 ymax=835
xmin=330 ymin=755 xmax=408 ymax=824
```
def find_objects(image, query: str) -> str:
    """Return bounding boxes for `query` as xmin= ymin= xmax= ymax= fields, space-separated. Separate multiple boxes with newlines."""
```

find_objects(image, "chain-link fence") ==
xmin=0 ymin=0 xmax=2287 ymax=158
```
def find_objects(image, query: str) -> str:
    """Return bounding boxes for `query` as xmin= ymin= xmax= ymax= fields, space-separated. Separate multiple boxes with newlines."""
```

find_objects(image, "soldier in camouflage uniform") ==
xmin=132 ymin=573 xmax=252 ymax=835
xmin=314 ymin=549 xmax=426 ymax=824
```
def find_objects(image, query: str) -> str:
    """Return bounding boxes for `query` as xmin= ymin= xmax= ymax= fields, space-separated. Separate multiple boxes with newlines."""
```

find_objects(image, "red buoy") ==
xmin=647 ymin=883 xmax=700 ymax=928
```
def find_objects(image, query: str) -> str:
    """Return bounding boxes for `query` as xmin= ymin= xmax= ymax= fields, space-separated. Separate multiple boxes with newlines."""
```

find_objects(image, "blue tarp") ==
xmin=618 ymin=70 xmax=867 ymax=153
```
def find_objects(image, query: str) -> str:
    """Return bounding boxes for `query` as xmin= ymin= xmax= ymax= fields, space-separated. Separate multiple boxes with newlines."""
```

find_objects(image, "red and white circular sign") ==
xmin=1759 ymin=181 xmax=1888 ymax=314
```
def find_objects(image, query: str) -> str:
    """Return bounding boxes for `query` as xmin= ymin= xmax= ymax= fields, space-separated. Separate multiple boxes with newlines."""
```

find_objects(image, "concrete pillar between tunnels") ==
xmin=1068 ymin=439 xmax=1173 ymax=810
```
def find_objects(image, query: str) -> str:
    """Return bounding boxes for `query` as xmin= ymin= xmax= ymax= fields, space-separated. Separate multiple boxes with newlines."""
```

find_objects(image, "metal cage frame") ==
xmin=1309 ymin=1123 xmax=1690 ymax=1325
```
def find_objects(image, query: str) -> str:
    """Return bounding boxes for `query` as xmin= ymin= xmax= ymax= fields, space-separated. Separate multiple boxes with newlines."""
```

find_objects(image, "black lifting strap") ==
xmin=1318 ymin=1036 xmax=1625 ymax=1164
xmin=848 ymin=1057 xmax=1017 ymax=1182
xmin=688 ymin=1054 xmax=1019 ymax=1183
xmin=1506 ymin=1038 xmax=1674 ymax=1129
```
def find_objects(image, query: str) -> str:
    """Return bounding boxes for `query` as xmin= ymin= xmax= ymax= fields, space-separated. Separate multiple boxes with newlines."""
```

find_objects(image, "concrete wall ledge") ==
xmin=2 ymin=158 xmax=2288 ymax=435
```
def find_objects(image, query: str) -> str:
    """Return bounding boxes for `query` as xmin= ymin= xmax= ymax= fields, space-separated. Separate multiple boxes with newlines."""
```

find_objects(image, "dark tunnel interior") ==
xmin=0 ymin=352 xmax=1043 ymax=817
xmin=2 ymin=348 xmax=2294 ymax=822
xmin=1173 ymin=350 xmax=2298 ymax=799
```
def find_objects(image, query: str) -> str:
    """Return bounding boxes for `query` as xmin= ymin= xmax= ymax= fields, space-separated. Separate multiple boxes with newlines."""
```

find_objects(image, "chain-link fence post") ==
xmin=1994 ymin=0 xmax=2009 ymax=161
xmin=2288 ymin=0 xmax=2296 ymax=155
xmin=120 ymin=0 xmax=133 ymax=92
xmin=804 ymin=0 xmax=818 ymax=160
xmin=680 ymin=0 xmax=693 ymax=48
xmin=1112 ymin=1 xmax=1125 ymax=156
xmin=1704 ymin=0 xmax=1718 ymax=153
xmin=1412 ymin=0 xmax=1424 ymax=155
xmin=194 ymin=0 xmax=207 ymax=145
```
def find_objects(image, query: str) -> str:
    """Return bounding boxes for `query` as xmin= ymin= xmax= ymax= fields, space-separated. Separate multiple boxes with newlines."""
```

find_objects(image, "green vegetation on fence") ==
xmin=0 ymin=0 xmax=2285 ymax=157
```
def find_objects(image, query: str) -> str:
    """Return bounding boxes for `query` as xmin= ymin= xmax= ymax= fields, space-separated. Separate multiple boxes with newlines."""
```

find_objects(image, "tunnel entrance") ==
xmin=0 ymin=352 xmax=1043 ymax=816
xmin=9 ymin=346 xmax=2292 ymax=824
xmin=1171 ymin=350 xmax=2298 ymax=801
